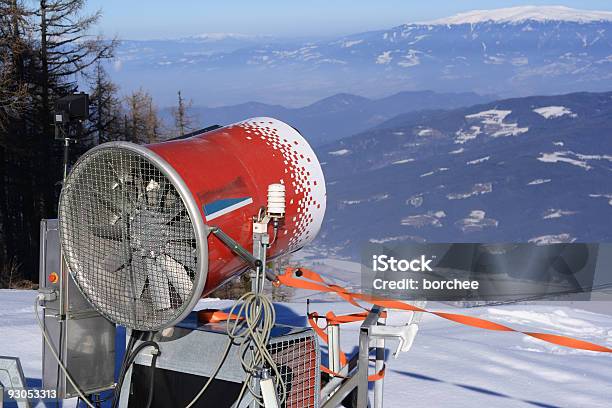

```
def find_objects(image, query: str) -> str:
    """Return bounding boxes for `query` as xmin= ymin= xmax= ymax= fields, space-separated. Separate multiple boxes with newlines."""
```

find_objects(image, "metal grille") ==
xmin=268 ymin=331 xmax=320 ymax=408
xmin=59 ymin=145 xmax=200 ymax=331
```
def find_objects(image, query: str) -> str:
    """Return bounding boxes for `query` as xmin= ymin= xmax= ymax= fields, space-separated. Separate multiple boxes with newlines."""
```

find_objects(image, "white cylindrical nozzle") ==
xmin=260 ymin=371 xmax=280 ymax=408
xmin=267 ymin=183 xmax=286 ymax=217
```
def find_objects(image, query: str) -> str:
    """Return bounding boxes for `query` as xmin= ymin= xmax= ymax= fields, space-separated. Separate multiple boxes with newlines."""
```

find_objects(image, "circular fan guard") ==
xmin=59 ymin=142 xmax=208 ymax=331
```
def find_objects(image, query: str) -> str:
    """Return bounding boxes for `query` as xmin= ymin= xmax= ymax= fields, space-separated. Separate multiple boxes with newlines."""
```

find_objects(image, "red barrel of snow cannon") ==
xmin=58 ymin=117 xmax=326 ymax=330
xmin=147 ymin=117 xmax=327 ymax=293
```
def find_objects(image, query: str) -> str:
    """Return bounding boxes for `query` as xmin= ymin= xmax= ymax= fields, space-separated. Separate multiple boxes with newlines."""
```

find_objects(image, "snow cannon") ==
xmin=58 ymin=117 xmax=326 ymax=331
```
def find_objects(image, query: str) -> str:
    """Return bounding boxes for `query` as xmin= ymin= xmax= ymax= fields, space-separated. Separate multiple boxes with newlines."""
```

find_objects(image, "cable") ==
xmin=112 ymin=340 xmax=160 ymax=408
xmin=145 ymin=351 xmax=158 ymax=408
xmin=111 ymin=331 xmax=138 ymax=408
xmin=226 ymin=291 xmax=287 ymax=407
xmin=184 ymin=290 xmax=286 ymax=408
xmin=34 ymin=296 xmax=96 ymax=408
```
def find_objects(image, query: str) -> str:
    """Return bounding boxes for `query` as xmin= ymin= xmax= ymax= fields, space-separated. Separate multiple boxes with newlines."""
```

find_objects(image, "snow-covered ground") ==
xmin=2 ymin=271 xmax=612 ymax=407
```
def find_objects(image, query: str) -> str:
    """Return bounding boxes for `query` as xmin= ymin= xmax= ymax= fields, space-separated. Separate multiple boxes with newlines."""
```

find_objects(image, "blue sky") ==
xmin=85 ymin=0 xmax=612 ymax=39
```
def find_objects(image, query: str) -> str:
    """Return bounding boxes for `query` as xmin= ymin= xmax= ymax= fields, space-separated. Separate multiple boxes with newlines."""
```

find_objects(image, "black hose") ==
xmin=111 ymin=332 xmax=138 ymax=408
xmin=145 ymin=352 xmax=158 ymax=408
xmin=112 ymin=337 xmax=160 ymax=408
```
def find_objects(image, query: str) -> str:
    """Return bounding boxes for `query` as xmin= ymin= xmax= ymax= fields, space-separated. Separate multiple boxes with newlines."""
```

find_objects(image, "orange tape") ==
xmin=278 ymin=267 xmax=612 ymax=354
xmin=197 ymin=309 xmax=242 ymax=324
xmin=320 ymin=364 xmax=386 ymax=381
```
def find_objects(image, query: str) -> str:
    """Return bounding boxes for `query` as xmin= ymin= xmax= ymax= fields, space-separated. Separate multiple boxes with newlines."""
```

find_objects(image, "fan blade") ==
xmin=91 ymin=225 xmax=122 ymax=241
xmin=134 ymin=167 xmax=149 ymax=207
xmin=107 ymin=184 xmax=138 ymax=215
xmin=158 ymin=179 xmax=171 ymax=208
xmin=91 ymin=188 xmax=135 ymax=222
xmin=157 ymin=255 xmax=193 ymax=302
xmin=165 ymin=218 xmax=195 ymax=243
xmin=102 ymin=244 xmax=127 ymax=274
xmin=165 ymin=227 xmax=196 ymax=243
xmin=105 ymin=159 xmax=133 ymax=187
xmin=146 ymin=258 xmax=171 ymax=311
xmin=164 ymin=208 xmax=187 ymax=225
xmin=91 ymin=191 xmax=123 ymax=216
xmin=124 ymin=255 xmax=148 ymax=299
xmin=164 ymin=242 xmax=196 ymax=269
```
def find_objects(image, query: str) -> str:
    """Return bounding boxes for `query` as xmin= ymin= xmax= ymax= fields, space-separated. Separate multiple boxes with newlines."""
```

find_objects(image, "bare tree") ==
xmin=171 ymin=90 xmax=195 ymax=136
xmin=37 ymin=0 xmax=117 ymax=213
xmin=0 ymin=58 xmax=27 ymax=131
xmin=125 ymin=88 xmax=163 ymax=144
xmin=0 ymin=0 xmax=29 ymax=131
xmin=0 ymin=0 xmax=117 ymax=284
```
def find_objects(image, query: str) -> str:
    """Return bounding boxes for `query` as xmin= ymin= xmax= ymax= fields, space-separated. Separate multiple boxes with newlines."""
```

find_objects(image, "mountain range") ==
xmin=110 ymin=6 xmax=612 ymax=106
xmin=312 ymin=90 xmax=612 ymax=258
xmin=161 ymin=90 xmax=493 ymax=146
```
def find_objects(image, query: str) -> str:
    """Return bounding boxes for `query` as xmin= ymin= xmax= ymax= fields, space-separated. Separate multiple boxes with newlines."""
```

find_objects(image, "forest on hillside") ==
xmin=0 ymin=0 xmax=197 ymax=287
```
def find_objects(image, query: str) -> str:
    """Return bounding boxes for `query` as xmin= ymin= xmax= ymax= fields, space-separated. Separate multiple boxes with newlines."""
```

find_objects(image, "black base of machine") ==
xmin=122 ymin=313 xmax=321 ymax=408
xmin=128 ymin=364 xmax=243 ymax=408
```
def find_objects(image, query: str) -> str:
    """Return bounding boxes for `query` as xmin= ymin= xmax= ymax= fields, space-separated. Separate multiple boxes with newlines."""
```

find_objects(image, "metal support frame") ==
xmin=210 ymin=217 xmax=275 ymax=408
xmin=210 ymin=226 xmax=278 ymax=286
xmin=357 ymin=307 xmax=383 ymax=408
xmin=251 ymin=229 xmax=269 ymax=294
xmin=322 ymin=373 xmax=360 ymax=408
xmin=373 ymin=316 xmax=386 ymax=408
xmin=210 ymin=227 xmax=262 ymax=269
xmin=319 ymin=306 xmax=386 ymax=408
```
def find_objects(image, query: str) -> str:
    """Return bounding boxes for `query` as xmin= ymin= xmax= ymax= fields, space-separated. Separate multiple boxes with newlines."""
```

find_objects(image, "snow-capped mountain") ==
xmin=312 ymin=91 xmax=612 ymax=258
xmin=420 ymin=5 xmax=612 ymax=25
xmin=110 ymin=6 xmax=612 ymax=106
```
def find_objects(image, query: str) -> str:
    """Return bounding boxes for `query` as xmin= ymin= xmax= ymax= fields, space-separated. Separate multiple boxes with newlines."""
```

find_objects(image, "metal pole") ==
xmin=62 ymin=137 xmax=70 ymax=181
xmin=357 ymin=326 xmax=370 ymax=408
xmin=373 ymin=315 xmax=386 ymax=408
xmin=321 ymin=374 xmax=360 ymax=408
xmin=357 ymin=306 xmax=384 ymax=408
xmin=58 ymin=132 xmax=71 ymax=319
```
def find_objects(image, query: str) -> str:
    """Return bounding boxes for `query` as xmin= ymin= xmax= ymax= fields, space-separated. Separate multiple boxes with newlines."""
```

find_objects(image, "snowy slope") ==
xmin=2 ymin=288 xmax=612 ymax=407
xmin=0 ymin=290 xmax=43 ymax=380
xmin=315 ymin=91 xmax=612 ymax=258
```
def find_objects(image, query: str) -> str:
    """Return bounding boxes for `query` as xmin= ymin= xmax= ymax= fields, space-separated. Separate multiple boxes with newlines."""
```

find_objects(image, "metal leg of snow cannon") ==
xmin=363 ymin=306 xmax=425 ymax=408
xmin=322 ymin=372 xmax=360 ymax=408
xmin=357 ymin=306 xmax=384 ymax=408
xmin=320 ymin=306 xmax=389 ymax=408
xmin=320 ymin=362 xmax=350 ymax=404
xmin=373 ymin=315 xmax=386 ymax=408
xmin=321 ymin=307 xmax=385 ymax=408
